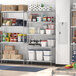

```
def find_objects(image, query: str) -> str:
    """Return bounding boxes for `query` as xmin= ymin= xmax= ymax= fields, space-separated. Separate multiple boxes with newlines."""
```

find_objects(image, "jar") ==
xmin=18 ymin=34 xmax=23 ymax=42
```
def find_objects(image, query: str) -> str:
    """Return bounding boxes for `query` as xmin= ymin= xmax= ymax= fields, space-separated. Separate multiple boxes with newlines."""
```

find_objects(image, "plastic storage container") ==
xmin=44 ymin=50 xmax=52 ymax=55
xmin=44 ymin=55 xmax=52 ymax=61
xmin=28 ymin=50 xmax=35 ymax=60
xmin=41 ymin=40 xmax=47 ymax=47
xmin=47 ymin=39 xmax=55 ymax=47
xmin=36 ymin=50 xmax=43 ymax=61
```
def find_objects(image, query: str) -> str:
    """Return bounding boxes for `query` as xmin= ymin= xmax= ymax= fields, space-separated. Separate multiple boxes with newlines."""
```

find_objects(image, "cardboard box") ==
xmin=73 ymin=11 xmax=76 ymax=17
xmin=3 ymin=50 xmax=10 ymax=54
xmin=10 ymin=50 xmax=18 ymax=54
xmin=2 ymin=5 xmax=18 ymax=11
xmin=72 ymin=17 xmax=76 ymax=26
xmin=11 ymin=54 xmax=23 ymax=59
xmin=5 ymin=45 xmax=15 ymax=51
xmin=3 ymin=54 xmax=11 ymax=59
xmin=18 ymin=5 xmax=28 ymax=11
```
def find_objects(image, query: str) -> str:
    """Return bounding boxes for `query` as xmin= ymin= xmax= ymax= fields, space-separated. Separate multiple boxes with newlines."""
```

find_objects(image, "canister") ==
xmin=23 ymin=34 xmax=27 ymax=42
xmin=41 ymin=40 xmax=47 ymax=47
xmin=18 ymin=34 xmax=23 ymax=42
xmin=5 ymin=37 xmax=10 ymax=42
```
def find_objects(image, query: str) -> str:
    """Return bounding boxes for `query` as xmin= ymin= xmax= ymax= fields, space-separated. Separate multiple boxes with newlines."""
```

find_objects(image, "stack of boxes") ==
xmin=1 ymin=5 xmax=28 ymax=11
xmin=3 ymin=45 xmax=23 ymax=60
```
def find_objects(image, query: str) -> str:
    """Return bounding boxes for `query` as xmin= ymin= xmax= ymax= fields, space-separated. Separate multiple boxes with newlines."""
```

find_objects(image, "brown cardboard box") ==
xmin=3 ymin=54 xmax=11 ymax=59
xmin=73 ymin=11 xmax=76 ymax=17
xmin=10 ymin=50 xmax=18 ymax=54
xmin=5 ymin=45 xmax=15 ymax=51
xmin=2 ymin=5 xmax=18 ymax=11
xmin=3 ymin=50 xmax=10 ymax=54
xmin=11 ymin=54 xmax=23 ymax=59
xmin=18 ymin=5 xmax=28 ymax=11
xmin=72 ymin=17 xmax=76 ymax=26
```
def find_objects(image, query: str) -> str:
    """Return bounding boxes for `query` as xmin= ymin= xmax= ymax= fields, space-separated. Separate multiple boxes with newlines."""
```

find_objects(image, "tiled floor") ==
xmin=0 ymin=64 xmax=56 ymax=76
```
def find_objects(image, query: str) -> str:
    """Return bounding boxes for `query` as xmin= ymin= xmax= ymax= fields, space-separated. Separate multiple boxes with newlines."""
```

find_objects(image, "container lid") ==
xmin=18 ymin=34 xmax=23 ymax=36
xmin=41 ymin=40 xmax=47 ymax=42
xmin=23 ymin=34 xmax=27 ymax=36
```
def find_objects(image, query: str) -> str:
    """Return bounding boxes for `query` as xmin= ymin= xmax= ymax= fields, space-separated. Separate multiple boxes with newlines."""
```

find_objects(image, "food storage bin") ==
xmin=46 ymin=29 xmax=51 ymax=34
xmin=44 ymin=55 xmax=52 ymax=61
xmin=44 ymin=50 xmax=52 ymax=55
xmin=29 ymin=27 xmax=35 ymax=34
xmin=36 ymin=50 xmax=43 ymax=61
xmin=40 ymin=29 xmax=45 ymax=34
xmin=41 ymin=40 xmax=47 ymax=47
xmin=47 ymin=40 xmax=55 ymax=47
xmin=28 ymin=50 xmax=35 ymax=60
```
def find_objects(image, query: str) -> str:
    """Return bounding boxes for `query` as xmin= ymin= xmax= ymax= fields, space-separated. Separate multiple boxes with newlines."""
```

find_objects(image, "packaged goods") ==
xmin=3 ymin=54 xmax=11 ymax=59
xmin=47 ymin=17 xmax=51 ymax=22
xmin=3 ymin=37 xmax=6 ymax=42
xmin=23 ymin=34 xmax=27 ymax=42
xmin=43 ymin=17 xmax=47 ymax=21
xmin=18 ymin=5 xmax=28 ymax=11
xmin=8 ymin=33 xmax=12 ymax=37
xmin=18 ymin=34 xmax=23 ymax=42
xmin=44 ymin=50 xmax=52 ymax=55
xmin=40 ymin=29 xmax=45 ymax=34
xmin=5 ymin=45 xmax=15 ymax=51
xmin=2 ymin=5 xmax=18 ymax=11
xmin=12 ymin=33 xmax=18 ymax=37
xmin=5 ymin=37 xmax=10 ymax=42
xmin=10 ymin=37 xmax=14 ymax=42
xmin=14 ymin=37 xmax=18 ymax=42
xmin=37 ymin=17 xmax=41 ymax=22
xmin=6 ymin=20 xmax=12 ymax=26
